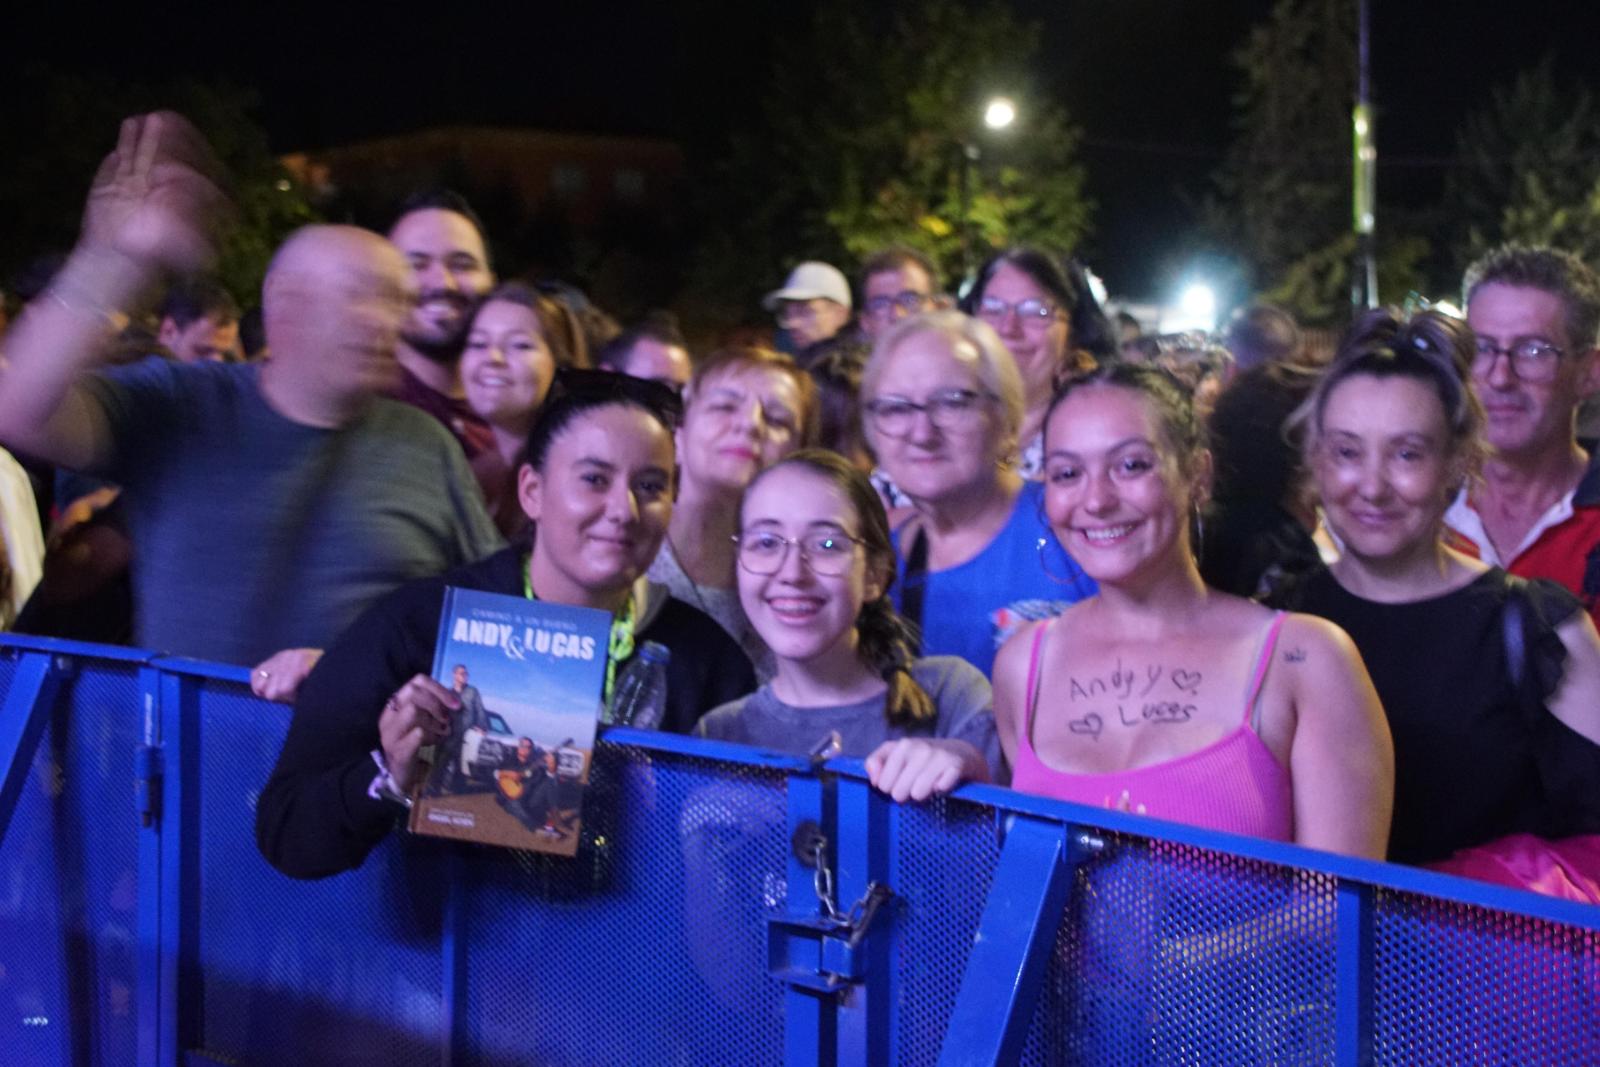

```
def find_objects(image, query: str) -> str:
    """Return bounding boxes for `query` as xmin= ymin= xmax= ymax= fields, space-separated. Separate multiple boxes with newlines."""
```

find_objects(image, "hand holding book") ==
xmin=378 ymin=673 xmax=461 ymax=793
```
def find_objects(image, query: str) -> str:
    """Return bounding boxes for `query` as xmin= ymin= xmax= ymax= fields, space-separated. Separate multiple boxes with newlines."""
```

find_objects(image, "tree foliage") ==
xmin=681 ymin=0 xmax=1091 ymax=318
xmin=1445 ymin=59 xmax=1600 ymax=273
xmin=0 ymin=69 xmax=316 ymax=305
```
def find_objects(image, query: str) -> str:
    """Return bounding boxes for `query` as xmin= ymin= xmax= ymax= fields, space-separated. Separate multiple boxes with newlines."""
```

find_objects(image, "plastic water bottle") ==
xmin=607 ymin=641 xmax=671 ymax=728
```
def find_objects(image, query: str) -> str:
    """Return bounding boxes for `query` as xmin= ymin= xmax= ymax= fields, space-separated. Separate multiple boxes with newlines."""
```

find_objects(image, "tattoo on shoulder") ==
xmin=1283 ymin=647 xmax=1307 ymax=663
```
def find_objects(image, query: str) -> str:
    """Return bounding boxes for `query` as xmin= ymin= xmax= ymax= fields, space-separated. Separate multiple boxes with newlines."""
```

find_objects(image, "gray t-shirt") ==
xmin=83 ymin=358 xmax=503 ymax=665
xmin=695 ymin=655 xmax=1003 ymax=782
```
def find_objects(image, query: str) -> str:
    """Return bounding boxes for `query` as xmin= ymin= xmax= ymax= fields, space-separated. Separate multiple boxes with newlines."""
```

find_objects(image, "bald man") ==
xmin=0 ymin=114 xmax=501 ymax=665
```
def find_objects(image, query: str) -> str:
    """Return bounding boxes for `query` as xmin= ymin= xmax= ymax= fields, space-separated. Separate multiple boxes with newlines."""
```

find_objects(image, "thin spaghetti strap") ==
xmin=1242 ymin=611 xmax=1288 ymax=728
xmin=1023 ymin=618 xmax=1054 ymax=735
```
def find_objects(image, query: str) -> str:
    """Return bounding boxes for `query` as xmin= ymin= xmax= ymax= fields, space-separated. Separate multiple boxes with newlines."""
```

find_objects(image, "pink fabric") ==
xmin=1428 ymin=833 xmax=1600 ymax=904
xmin=1013 ymin=613 xmax=1294 ymax=842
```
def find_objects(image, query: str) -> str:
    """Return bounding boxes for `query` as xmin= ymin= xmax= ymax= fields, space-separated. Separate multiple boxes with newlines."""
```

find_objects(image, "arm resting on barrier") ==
xmin=255 ymin=579 xmax=442 ymax=878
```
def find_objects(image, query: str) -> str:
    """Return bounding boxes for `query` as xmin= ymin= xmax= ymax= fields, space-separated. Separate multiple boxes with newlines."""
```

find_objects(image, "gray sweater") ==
xmin=696 ymin=656 xmax=1003 ymax=782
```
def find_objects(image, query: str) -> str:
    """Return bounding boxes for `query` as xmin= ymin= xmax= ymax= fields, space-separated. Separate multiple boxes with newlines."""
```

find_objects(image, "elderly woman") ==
xmin=962 ymin=248 xmax=1116 ymax=478
xmin=648 ymin=345 xmax=817 ymax=675
xmin=1273 ymin=308 xmax=1600 ymax=875
xmin=862 ymin=310 xmax=1096 ymax=678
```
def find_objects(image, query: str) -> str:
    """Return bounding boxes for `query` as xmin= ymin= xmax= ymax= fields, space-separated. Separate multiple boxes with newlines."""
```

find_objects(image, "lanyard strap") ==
xmin=524 ymin=554 xmax=636 ymax=704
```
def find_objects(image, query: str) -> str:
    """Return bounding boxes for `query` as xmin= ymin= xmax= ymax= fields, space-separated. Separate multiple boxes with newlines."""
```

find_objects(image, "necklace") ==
xmin=665 ymin=531 xmax=714 ymax=617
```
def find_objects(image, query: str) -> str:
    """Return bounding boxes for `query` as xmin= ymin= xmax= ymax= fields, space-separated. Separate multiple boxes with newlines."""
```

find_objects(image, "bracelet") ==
xmin=366 ymin=749 xmax=414 ymax=809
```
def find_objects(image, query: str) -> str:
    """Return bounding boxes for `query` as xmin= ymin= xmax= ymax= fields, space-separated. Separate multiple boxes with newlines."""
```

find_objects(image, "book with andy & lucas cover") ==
xmin=408 ymin=586 xmax=611 ymax=857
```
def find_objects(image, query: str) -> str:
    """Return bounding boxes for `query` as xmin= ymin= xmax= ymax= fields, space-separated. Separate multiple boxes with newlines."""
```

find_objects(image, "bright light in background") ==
xmin=1167 ymin=282 xmax=1217 ymax=332
xmin=984 ymin=97 xmax=1016 ymax=130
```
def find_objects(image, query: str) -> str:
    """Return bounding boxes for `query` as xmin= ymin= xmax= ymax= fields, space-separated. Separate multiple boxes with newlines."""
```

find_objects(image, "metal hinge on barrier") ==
xmin=134 ymin=744 xmax=162 ymax=828
xmin=767 ymin=820 xmax=893 ymax=995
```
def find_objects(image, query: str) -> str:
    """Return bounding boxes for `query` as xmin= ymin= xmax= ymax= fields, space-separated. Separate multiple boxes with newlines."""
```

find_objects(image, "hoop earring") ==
xmin=1036 ymin=536 xmax=1081 ymax=586
xmin=1191 ymin=503 xmax=1206 ymax=563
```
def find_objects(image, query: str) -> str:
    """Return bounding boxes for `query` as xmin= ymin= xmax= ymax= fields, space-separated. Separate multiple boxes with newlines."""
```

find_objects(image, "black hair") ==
xmin=159 ymin=276 xmax=240 ymax=329
xmin=1046 ymin=362 xmax=1208 ymax=473
xmin=388 ymin=189 xmax=490 ymax=258
xmin=594 ymin=310 xmax=687 ymax=372
xmin=963 ymin=247 xmax=1116 ymax=361
xmin=522 ymin=367 xmax=682 ymax=473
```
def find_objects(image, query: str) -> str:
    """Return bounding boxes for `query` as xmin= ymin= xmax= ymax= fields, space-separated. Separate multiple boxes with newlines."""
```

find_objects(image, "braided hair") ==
xmin=748 ymin=449 xmax=935 ymax=726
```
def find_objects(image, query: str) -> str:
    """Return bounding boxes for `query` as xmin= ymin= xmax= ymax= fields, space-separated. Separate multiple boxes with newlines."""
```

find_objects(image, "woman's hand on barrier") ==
xmin=1105 ymin=789 xmax=1148 ymax=816
xmin=378 ymin=675 xmax=460 ymax=793
xmin=865 ymin=738 xmax=987 ymax=802
xmin=250 ymin=648 xmax=324 ymax=704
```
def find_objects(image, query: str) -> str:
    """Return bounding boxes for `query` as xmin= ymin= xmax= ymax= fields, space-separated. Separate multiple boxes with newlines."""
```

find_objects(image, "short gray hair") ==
xmin=862 ymin=309 xmax=1025 ymax=440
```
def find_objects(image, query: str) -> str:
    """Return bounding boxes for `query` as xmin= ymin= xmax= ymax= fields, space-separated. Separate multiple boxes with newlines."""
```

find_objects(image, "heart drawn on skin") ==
xmin=1171 ymin=669 xmax=1202 ymax=695
xmin=1067 ymin=712 xmax=1103 ymax=740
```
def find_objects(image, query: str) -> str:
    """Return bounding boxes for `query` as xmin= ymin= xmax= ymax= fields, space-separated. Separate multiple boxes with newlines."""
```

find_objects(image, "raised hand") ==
xmin=80 ymin=112 xmax=232 ymax=275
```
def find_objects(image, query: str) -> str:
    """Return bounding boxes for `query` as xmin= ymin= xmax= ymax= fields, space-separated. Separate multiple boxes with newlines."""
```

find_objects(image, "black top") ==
xmin=255 ymin=546 xmax=757 ymax=879
xmin=1273 ymin=566 xmax=1600 ymax=864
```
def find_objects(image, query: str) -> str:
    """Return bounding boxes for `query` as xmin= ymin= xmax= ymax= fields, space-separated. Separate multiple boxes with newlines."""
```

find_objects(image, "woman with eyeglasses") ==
xmin=1270 ymin=309 xmax=1600 ymax=879
xmin=962 ymin=248 xmax=1117 ymax=478
xmin=862 ymin=310 xmax=1096 ymax=679
xmin=257 ymin=372 xmax=758 ymax=879
xmin=696 ymin=450 xmax=1000 ymax=798
xmin=648 ymin=346 xmax=818 ymax=677
xmin=993 ymin=362 xmax=1392 ymax=855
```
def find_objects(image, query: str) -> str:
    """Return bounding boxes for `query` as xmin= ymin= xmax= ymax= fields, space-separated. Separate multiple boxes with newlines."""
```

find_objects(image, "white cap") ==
xmin=762 ymin=261 xmax=852 ymax=312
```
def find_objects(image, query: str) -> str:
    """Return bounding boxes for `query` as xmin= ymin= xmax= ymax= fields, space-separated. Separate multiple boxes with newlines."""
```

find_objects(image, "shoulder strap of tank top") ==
xmin=1243 ymin=611 xmax=1289 ymax=731
xmin=1023 ymin=617 xmax=1054 ymax=736
xmin=899 ymin=525 xmax=929 ymax=655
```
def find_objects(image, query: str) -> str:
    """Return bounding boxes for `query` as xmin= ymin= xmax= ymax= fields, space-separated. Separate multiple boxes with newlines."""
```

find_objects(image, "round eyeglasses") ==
xmin=733 ymin=531 xmax=864 ymax=576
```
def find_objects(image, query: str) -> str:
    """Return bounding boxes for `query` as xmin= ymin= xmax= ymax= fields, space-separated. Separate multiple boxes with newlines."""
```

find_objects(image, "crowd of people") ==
xmin=2 ymin=112 xmax=1598 ymax=899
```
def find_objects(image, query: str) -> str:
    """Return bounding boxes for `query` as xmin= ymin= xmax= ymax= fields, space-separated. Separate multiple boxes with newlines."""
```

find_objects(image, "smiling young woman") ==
xmin=992 ymin=363 xmax=1393 ymax=857
xmin=256 ymin=372 xmax=757 ymax=879
xmin=696 ymin=450 xmax=1000 ymax=800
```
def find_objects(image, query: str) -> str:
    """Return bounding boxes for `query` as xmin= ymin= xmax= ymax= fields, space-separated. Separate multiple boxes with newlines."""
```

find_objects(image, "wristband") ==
xmin=366 ymin=749 xmax=413 ymax=809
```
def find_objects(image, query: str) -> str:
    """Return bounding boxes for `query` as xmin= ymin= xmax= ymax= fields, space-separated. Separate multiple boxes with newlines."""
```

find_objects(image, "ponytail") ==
xmin=856 ymin=596 xmax=934 ymax=726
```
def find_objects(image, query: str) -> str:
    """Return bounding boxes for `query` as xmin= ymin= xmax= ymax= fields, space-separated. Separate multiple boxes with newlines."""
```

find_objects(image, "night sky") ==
xmin=9 ymin=1 xmax=1600 ymax=299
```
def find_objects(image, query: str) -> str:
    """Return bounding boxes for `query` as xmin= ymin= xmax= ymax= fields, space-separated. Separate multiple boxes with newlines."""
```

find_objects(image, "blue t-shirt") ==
xmin=890 ymin=479 xmax=1095 ymax=677
xmin=83 ymin=358 xmax=503 ymax=664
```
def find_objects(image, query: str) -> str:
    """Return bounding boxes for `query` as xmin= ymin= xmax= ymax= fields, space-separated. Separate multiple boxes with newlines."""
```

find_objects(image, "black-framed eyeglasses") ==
xmin=975 ymin=295 xmax=1058 ymax=324
xmin=864 ymin=291 xmax=932 ymax=319
xmin=863 ymin=388 xmax=996 ymax=437
xmin=732 ymin=530 xmax=864 ymax=576
xmin=1472 ymin=337 xmax=1566 ymax=383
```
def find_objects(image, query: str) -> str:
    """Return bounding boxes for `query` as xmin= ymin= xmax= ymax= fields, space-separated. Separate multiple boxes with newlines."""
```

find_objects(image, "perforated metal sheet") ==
xmin=1019 ymin=833 xmax=1338 ymax=1066
xmin=460 ymin=742 xmax=790 ymax=1066
xmin=1372 ymin=887 xmax=1600 ymax=1064
xmin=886 ymin=793 xmax=1002 ymax=1065
xmin=192 ymin=681 xmax=444 ymax=1066
xmin=0 ymin=655 xmax=142 ymax=1067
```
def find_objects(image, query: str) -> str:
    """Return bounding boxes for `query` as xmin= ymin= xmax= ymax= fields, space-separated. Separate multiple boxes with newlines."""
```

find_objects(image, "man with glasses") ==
xmin=1447 ymin=245 xmax=1600 ymax=621
xmin=858 ymin=247 xmax=941 ymax=342
xmin=763 ymin=261 xmax=853 ymax=364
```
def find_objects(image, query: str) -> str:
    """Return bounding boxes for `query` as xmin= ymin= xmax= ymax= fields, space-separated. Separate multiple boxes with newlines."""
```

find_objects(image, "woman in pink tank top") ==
xmin=992 ymin=363 xmax=1394 ymax=858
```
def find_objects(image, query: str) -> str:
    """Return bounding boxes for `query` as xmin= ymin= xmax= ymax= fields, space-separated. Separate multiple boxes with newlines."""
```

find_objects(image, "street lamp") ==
xmin=960 ymin=96 xmax=1017 ymax=283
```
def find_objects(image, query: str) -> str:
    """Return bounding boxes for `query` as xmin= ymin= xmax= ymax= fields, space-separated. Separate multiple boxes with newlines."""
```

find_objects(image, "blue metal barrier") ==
xmin=1 ymin=635 xmax=1597 ymax=1066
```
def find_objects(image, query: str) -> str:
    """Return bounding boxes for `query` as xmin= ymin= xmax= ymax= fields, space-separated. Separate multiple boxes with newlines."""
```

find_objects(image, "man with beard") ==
xmin=386 ymin=191 xmax=498 ymax=465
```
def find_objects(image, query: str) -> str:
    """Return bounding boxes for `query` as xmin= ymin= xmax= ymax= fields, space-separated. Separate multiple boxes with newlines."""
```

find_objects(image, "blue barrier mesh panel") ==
xmin=191 ymin=681 xmax=443 ymax=1066
xmin=886 ymin=793 xmax=1002 ymax=1066
xmin=1018 ymin=833 xmax=1338 ymax=1067
xmin=0 ymin=654 xmax=142 ymax=1067
xmin=1373 ymin=887 xmax=1600 ymax=1064
xmin=460 ymin=741 xmax=790 ymax=1066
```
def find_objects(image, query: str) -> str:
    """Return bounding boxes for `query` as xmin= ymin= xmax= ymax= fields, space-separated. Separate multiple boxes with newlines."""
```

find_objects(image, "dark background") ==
xmin=6 ymin=1 xmax=1600 ymax=299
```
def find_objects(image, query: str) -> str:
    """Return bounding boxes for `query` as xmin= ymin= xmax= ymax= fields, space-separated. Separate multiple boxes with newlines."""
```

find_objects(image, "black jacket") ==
xmin=255 ymin=546 xmax=756 ymax=879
